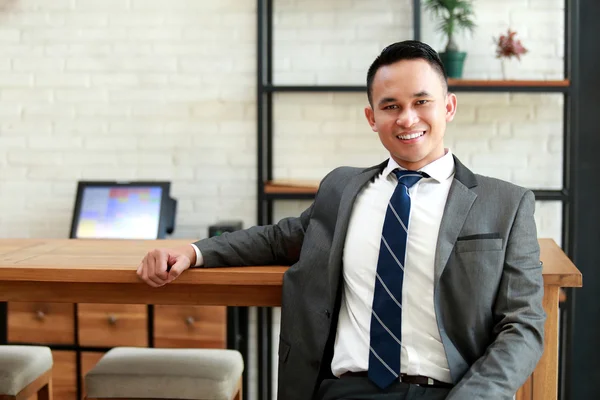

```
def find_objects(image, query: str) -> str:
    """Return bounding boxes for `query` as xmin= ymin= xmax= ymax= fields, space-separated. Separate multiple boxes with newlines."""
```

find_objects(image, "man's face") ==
xmin=365 ymin=59 xmax=457 ymax=171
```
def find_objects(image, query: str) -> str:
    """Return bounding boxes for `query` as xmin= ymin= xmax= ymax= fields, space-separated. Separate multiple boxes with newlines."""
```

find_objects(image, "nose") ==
xmin=396 ymin=107 xmax=419 ymax=128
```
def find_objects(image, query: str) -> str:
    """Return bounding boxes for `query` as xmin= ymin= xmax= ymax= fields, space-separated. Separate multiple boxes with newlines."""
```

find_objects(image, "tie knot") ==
xmin=393 ymin=169 xmax=423 ymax=189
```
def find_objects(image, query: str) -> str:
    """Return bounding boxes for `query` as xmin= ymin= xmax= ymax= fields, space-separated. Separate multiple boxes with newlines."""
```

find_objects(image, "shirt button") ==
xmin=324 ymin=310 xmax=331 ymax=319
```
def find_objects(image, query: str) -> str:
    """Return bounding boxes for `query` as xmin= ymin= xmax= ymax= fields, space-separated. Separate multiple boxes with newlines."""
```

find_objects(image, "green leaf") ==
xmin=423 ymin=0 xmax=477 ymax=43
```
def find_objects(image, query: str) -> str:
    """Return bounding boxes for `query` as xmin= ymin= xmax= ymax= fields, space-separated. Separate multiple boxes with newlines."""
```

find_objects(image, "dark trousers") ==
xmin=315 ymin=376 xmax=452 ymax=400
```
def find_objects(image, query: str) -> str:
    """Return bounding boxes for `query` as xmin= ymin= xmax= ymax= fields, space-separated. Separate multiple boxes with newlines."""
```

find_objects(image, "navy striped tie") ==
xmin=368 ymin=169 xmax=423 ymax=389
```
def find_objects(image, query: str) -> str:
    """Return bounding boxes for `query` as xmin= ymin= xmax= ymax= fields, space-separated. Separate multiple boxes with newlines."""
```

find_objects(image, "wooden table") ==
xmin=0 ymin=238 xmax=582 ymax=400
xmin=0 ymin=239 xmax=286 ymax=306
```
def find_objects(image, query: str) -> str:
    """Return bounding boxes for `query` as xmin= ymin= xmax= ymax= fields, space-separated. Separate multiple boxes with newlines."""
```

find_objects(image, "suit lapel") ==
xmin=325 ymin=156 xmax=479 ymax=297
xmin=328 ymin=163 xmax=385 ymax=300
xmin=434 ymin=156 xmax=479 ymax=282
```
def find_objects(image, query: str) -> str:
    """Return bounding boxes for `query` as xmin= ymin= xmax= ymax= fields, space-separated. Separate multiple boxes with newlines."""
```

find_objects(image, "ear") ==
xmin=365 ymin=106 xmax=378 ymax=132
xmin=445 ymin=92 xmax=457 ymax=122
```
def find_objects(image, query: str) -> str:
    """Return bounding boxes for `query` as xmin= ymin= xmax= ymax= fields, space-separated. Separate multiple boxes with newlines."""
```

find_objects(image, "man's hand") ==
xmin=136 ymin=245 xmax=197 ymax=287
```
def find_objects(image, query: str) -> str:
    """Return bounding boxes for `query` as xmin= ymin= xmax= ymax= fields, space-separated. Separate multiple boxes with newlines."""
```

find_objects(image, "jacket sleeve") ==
xmin=446 ymin=190 xmax=546 ymax=400
xmin=193 ymin=203 xmax=314 ymax=267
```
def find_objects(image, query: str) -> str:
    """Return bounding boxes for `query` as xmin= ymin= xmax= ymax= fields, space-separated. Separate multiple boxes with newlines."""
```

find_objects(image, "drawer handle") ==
xmin=35 ymin=310 xmax=46 ymax=321
xmin=107 ymin=315 xmax=118 ymax=325
xmin=185 ymin=316 xmax=195 ymax=326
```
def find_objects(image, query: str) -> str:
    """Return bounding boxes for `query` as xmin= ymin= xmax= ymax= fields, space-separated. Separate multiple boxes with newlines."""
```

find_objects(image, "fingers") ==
xmin=137 ymin=249 xmax=170 ymax=287
xmin=154 ymin=250 xmax=170 ymax=280
xmin=147 ymin=249 xmax=168 ymax=286
xmin=167 ymin=256 xmax=191 ymax=283
xmin=141 ymin=258 xmax=160 ymax=287
xmin=136 ymin=255 xmax=144 ymax=275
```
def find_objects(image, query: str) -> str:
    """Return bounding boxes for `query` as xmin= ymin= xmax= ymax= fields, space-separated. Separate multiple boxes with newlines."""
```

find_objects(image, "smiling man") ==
xmin=137 ymin=41 xmax=545 ymax=400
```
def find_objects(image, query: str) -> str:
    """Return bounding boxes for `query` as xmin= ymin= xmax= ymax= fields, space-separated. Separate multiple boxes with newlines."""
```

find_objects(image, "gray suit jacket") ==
xmin=195 ymin=156 xmax=546 ymax=400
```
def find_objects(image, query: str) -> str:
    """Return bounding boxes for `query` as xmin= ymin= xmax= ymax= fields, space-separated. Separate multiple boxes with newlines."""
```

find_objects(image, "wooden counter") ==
xmin=0 ymin=239 xmax=285 ymax=306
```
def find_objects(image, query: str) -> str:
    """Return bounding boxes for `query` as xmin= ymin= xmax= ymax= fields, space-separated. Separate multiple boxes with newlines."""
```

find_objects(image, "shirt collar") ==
xmin=383 ymin=149 xmax=455 ymax=183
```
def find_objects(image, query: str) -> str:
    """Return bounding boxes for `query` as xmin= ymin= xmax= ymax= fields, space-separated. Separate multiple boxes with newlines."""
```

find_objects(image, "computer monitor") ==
xmin=69 ymin=181 xmax=176 ymax=240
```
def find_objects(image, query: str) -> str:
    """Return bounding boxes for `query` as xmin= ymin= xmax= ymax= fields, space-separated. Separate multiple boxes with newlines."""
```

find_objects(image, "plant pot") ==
xmin=439 ymin=51 xmax=467 ymax=79
xmin=500 ymin=58 xmax=519 ymax=80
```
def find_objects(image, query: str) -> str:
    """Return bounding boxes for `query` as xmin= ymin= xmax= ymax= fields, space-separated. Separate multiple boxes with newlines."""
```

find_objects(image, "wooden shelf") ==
xmin=266 ymin=80 xmax=570 ymax=93
xmin=264 ymin=180 xmax=319 ymax=195
xmin=448 ymin=79 xmax=570 ymax=93
xmin=448 ymin=79 xmax=569 ymax=87
xmin=263 ymin=181 xmax=565 ymax=201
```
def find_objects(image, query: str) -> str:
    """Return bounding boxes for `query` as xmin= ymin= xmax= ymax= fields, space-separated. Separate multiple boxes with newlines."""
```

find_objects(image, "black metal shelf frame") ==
xmin=266 ymin=84 xmax=570 ymax=94
xmin=256 ymin=1 xmax=578 ymax=400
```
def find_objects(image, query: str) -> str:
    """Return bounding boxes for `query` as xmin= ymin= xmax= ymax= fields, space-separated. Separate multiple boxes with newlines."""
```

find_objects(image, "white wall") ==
xmin=422 ymin=0 xmax=564 ymax=80
xmin=0 ymin=1 xmax=566 ymax=399
xmin=272 ymin=0 xmax=564 ymax=243
xmin=0 ymin=0 xmax=257 ymax=239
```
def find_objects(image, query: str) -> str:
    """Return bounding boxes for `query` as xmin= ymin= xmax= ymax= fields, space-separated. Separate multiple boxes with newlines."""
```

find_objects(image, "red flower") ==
xmin=494 ymin=29 xmax=528 ymax=60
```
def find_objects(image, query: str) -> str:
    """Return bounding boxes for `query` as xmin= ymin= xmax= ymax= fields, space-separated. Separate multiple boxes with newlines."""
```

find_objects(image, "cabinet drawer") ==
xmin=7 ymin=302 xmax=74 ymax=345
xmin=78 ymin=304 xmax=148 ymax=347
xmin=154 ymin=305 xmax=226 ymax=349
xmin=80 ymin=352 xmax=105 ymax=399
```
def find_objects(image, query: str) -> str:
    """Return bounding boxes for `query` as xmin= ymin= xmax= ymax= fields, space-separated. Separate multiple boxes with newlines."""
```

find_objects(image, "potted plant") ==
xmin=423 ymin=0 xmax=477 ymax=78
xmin=494 ymin=28 xmax=528 ymax=80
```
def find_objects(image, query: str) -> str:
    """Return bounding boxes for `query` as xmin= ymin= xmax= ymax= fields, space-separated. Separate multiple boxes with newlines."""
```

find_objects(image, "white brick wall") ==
xmin=274 ymin=92 xmax=563 ymax=189
xmin=274 ymin=0 xmax=413 ymax=85
xmin=1 ymin=1 xmax=260 ymax=397
xmin=0 ymin=0 xmax=567 ymax=399
xmin=274 ymin=0 xmax=564 ymax=84
xmin=422 ymin=0 xmax=564 ymax=80
xmin=0 ymin=0 xmax=257 ymax=240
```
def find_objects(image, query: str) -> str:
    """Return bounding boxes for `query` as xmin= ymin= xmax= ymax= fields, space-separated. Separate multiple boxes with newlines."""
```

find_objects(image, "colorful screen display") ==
xmin=75 ymin=186 xmax=162 ymax=239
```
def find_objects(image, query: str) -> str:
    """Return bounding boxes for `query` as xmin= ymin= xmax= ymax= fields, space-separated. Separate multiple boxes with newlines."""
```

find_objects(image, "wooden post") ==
xmin=531 ymin=285 xmax=560 ymax=400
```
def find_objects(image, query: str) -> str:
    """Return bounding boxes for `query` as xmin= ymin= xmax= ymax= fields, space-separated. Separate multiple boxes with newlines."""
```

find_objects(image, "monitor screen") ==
xmin=74 ymin=185 xmax=164 ymax=239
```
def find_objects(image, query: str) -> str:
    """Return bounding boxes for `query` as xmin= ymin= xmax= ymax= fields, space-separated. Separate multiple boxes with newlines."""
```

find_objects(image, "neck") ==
xmin=393 ymin=148 xmax=447 ymax=171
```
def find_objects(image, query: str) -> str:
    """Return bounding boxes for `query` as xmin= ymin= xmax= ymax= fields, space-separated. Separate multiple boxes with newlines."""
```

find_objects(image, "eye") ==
xmin=384 ymin=104 xmax=399 ymax=110
xmin=416 ymin=100 xmax=429 ymax=105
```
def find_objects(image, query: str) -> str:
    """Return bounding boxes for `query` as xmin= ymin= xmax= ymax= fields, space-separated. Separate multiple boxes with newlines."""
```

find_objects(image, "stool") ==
xmin=0 ymin=345 xmax=53 ymax=400
xmin=84 ymin=347 xmax=244 ymax=400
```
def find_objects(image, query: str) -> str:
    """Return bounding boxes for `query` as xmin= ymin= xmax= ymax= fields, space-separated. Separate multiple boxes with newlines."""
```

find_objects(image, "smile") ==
xmin=396 ymin=131 xmax=425 ymax=140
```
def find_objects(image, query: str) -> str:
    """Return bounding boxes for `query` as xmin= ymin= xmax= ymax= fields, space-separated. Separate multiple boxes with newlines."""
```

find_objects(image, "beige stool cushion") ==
xmin=0 ymin=345 xmax=53 ymax=396
xmin=85 ymin=347 xmax=244 ymax=400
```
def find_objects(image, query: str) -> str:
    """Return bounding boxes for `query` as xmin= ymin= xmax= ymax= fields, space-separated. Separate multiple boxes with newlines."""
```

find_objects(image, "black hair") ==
xmin=366 ymin=40 xmax=448 ymax=105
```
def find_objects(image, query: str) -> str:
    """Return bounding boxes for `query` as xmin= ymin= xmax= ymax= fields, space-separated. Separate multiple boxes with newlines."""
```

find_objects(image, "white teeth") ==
xmin=397 ymin=131 xmax=424 ymax=140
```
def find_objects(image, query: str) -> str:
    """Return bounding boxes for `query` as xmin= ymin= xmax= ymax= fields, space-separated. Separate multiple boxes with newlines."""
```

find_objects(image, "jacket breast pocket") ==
xmin=455 ymin=237 xmax=503 ymax=253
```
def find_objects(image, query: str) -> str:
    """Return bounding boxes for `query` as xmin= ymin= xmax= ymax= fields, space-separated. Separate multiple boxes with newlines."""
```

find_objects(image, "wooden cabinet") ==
xmin=154 ymin=305 xmax=226 ymax=349
xmin=52 ymin=351 xmax=78 ymax=400
xmin=5 ymin=302 xmax=228 ymax=400
xmin=78 ymin=304 xmax=148 ymax=347
xmin=7 ymin=302 xmax=74 ymax=345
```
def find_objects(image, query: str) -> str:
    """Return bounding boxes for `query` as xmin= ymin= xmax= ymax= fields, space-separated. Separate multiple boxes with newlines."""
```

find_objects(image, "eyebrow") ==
xmin=413 ymin=90 xmax=432 ymax=98
xmin=378 ymin=91 xmax=433 ymax=106
xmin=378 ymin=97 xmax=397 ymax=106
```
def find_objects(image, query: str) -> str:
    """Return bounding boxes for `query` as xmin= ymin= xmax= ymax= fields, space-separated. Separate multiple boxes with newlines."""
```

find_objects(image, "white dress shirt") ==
xmin=330 ymin=150 xmax=455 ymax=383
xmin=191 ymin=150 xmax=456 ymax=383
